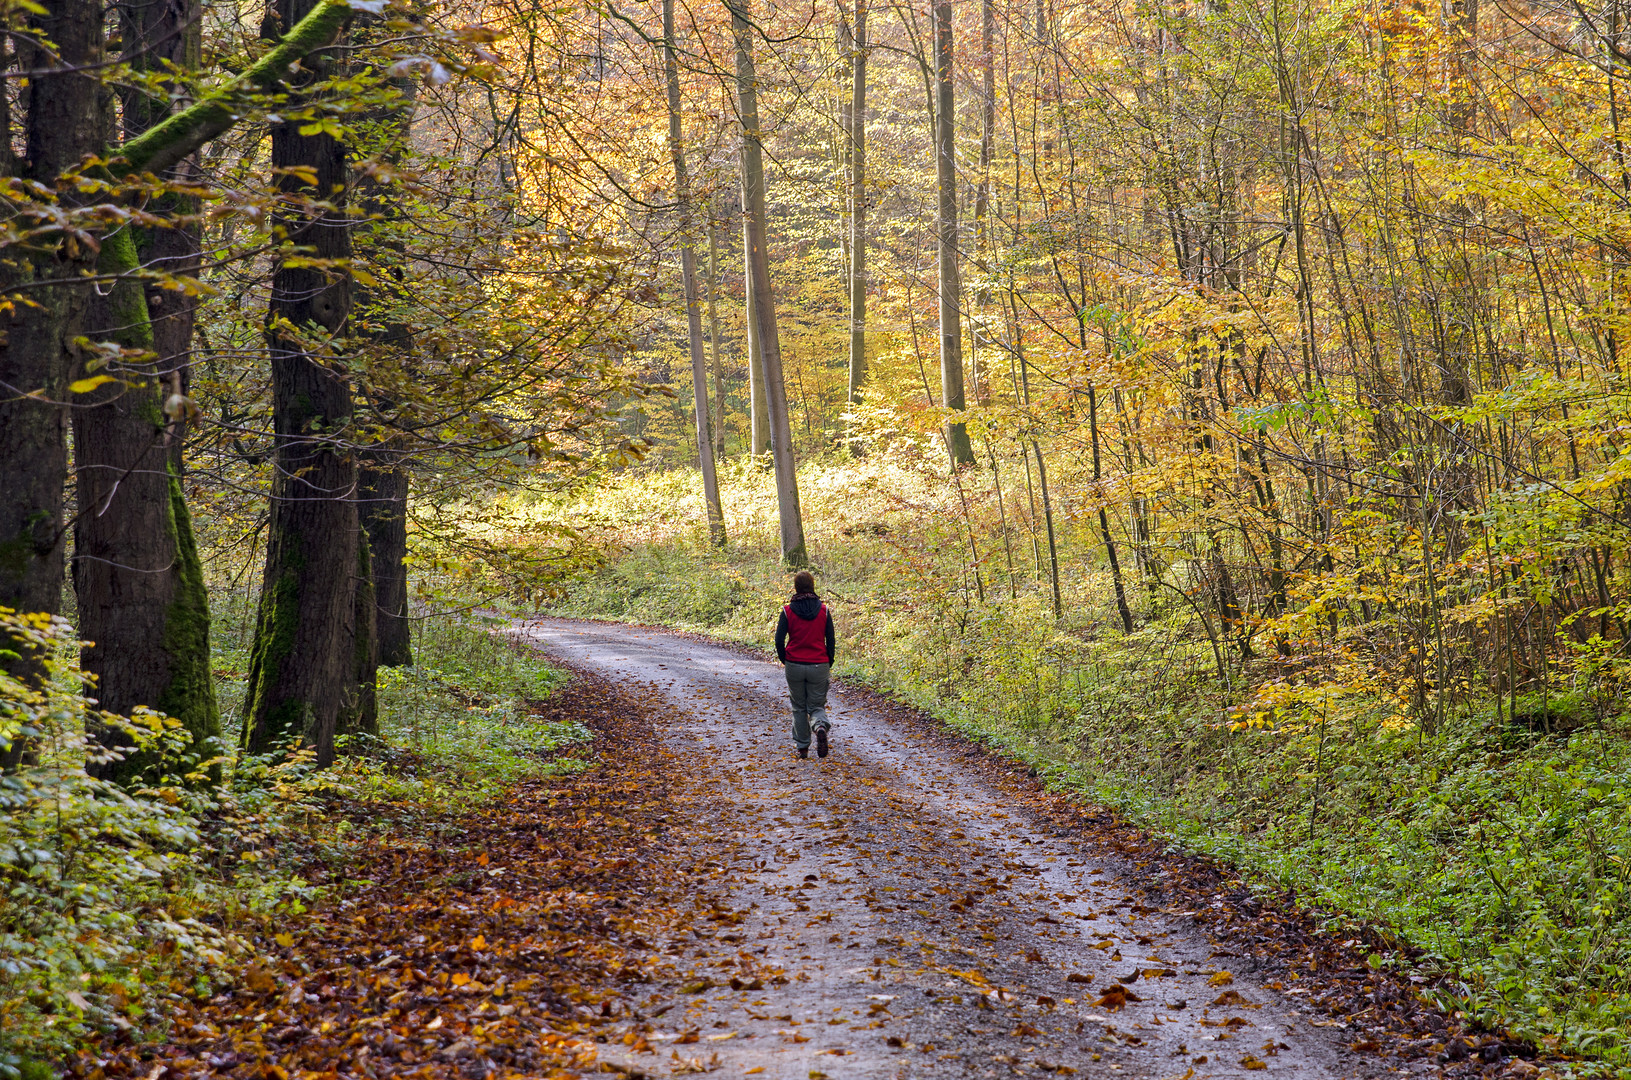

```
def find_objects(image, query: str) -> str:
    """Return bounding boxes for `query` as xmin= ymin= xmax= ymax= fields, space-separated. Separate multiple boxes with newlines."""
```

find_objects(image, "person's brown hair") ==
xmin=792 ymin=571 xmax=815 ymax=595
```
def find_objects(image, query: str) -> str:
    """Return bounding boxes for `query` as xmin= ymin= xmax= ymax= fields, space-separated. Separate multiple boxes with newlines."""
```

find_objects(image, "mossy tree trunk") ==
xmin=74 ymin=230 xmax=221 ymax=779
xmin=73 ymin=0 xmax=222 ymax=782
xmin=242 ymin=0 xmax=361 ymax=766
xmin=0 ymin=0 xmax=105 ymax=717
xmin=0 ymin=0 xmax=352 ymax=775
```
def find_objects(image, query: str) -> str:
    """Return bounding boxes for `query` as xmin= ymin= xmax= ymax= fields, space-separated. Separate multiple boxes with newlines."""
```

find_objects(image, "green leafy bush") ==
xmin=0 ymin=607 xmax=585 ymax=1074
xmin=0 ymin=610 xmax=228 ymax=1073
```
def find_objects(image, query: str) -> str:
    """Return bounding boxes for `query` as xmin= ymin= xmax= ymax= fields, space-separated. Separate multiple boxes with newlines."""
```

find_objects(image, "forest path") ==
xmin=517 ymin=618 xmax=1416 ymax=1080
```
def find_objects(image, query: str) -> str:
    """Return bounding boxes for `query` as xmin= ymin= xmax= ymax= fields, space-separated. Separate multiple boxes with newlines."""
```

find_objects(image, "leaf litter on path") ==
xmin=75 ymin=669 xmax=736 ymax=1080
xmin=520 ymin=619 xmax=1466 ymax=1080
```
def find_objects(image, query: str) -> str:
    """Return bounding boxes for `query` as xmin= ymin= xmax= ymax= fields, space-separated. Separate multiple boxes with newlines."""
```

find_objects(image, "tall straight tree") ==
xmin=355 ymin=59 xmax=419 ymax=671
xmin=0 ymin=0 xmax=105 ymax=675
xmin=847 ymin=0 xmax=869 ymax=451
xmin=73 ymin=0 xmax=221 ymax=779
xmin=706 ymin=212 xmax=727 ymax=459
xmin=729 ymin=0 xmax=807 ymax=564
xmin=1 ymin=0 xmax=353 ymax=772
xmin=663 ymin=0 xmax=725 ymax=546
xmin=243 ymin=0 xmax=366 ymax=764
xmin=741 ymin=196 xmax=771 ymax=455
xmin=933 ymin=0 xmax=974 ymax=466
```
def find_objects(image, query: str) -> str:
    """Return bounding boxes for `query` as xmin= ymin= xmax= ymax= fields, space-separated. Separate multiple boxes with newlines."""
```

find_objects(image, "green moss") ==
xmin=241 ymin=564 xmax=303 ymax=753
xmin=155 ymin=469 xmax=221 ymax=777
xmin=0 ymin=534 xmax=31 ymax=582
xmin=115 ymin=0 xmax=353 ymax=178
xmin=94 ymin=228 xmax=155 ymax=351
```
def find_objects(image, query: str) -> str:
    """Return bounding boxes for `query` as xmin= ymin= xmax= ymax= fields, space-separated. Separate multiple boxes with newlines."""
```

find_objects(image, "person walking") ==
xmin=775 ymin=570 xmax=835 ymax=758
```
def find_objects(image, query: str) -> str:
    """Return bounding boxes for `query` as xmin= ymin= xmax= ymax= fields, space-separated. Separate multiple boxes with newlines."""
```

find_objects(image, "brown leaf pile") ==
xmin=74 ymin=669 xmax=704 ymax=1080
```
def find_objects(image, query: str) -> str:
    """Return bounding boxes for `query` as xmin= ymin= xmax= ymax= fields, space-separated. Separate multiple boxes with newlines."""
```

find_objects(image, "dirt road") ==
xmin=519 ymin=618 xmax=1421 ymax=1080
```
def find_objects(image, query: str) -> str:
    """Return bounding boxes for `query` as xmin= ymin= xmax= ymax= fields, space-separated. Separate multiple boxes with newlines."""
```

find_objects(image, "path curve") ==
xmin=518 ymin=618 xmax=1415 ymax=1080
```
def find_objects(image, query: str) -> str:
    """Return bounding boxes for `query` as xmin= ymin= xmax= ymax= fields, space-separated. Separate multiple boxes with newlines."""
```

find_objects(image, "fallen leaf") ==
xmin=1212 ymin=989 xmax=1258 ymax=1008
xmin=1095 ymin=986 xmax=1142 ymax=1010
xmin=1208 ymin=971 xmax=1234 ymax=987
xmin=1240 ymin=1055 xmax=1267 ymax=1071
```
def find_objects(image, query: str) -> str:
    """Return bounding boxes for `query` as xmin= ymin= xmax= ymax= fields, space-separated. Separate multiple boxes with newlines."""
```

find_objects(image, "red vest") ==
xmin=784 ymin=603 xmax=829 ymax=664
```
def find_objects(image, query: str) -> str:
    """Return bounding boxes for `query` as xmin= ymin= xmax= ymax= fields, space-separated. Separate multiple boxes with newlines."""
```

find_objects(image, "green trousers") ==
xmin=783 ymin=661 xmax=831 ymax=749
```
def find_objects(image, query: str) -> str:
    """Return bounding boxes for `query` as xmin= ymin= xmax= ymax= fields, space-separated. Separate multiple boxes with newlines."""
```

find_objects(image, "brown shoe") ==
xmin=815 ymin=724 xmax=830 ymax=758
xmin=797 ymin=747 xmax=809 ymax=758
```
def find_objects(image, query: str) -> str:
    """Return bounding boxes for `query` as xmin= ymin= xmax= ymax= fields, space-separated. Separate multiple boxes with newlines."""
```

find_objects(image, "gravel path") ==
xmin=518 ymin=618 xmax=1419 ymax=1080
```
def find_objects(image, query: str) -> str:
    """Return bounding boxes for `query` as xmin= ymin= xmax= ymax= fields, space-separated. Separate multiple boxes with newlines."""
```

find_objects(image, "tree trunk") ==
xmin=341 ymin=529 xmax=378 ymax=736
xmin=730 ymin=0 xmax=807 ymax=564
xmin=742 ymin=201 xmax=771 ymax=456
xmin=933 ymin=0 xmax=974 ymax=467
xmin=74 ymin=229 xmax=221 ymax=780
xmin=243 ymin=0 xmax=360 ymax=765
xmin=707 ymin=213 xmax=727 ymax=459
xmin=847 ymin=0 xmax=869 ymax=453
xmin=0 ymin=0 xmax=105 ymax=677
xmin=354 ymin=48 xmax=417 ymax=671
xmin=665 ymin=0 xmax=726 ymax=547
xmin=1088 ymin=384 xmax=1135 ymax=632
xmin=1015 ymin=331 xmax=1062 ymax=618
xmin=360 ymin=463 xmax=412 ymax=666
xmin=74 ymin=0 xmax=222 ymax=782
xmin=972 ymin=0 xmax=994 ymax=393
xmin=0 ymin=0 xmax=349 ymax=773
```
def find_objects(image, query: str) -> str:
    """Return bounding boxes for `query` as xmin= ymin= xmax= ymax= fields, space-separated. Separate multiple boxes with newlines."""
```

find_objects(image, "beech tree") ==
xmin=846 ymin=0 xmax=868 ymax=450
xmin=2 ymin=0 xmax=357 ymax=772
xmin=730 ymin=0 xmax=807 ymax=565
xmin=242 ymin=0 xmax=367 ymax=764
xmin=71 ymin=0 xmax=220 ymax=779
xmin=0 ymin=0 xmax=108 ymax=720
xmin=933 ymin=0 xmax=973 ymax=467
xmin=663 ymin=0 xmax=726 ymax=546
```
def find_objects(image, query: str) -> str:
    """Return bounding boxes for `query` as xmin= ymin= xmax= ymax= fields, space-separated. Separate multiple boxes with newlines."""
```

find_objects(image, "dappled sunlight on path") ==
xmin=519 ymin=619 xmax=1418 ymax=1080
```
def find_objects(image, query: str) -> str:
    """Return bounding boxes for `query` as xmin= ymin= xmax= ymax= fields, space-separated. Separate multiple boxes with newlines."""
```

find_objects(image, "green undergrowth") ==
xmin=349 ymin=615 xmax=587 ymax=811
xmin=526 ymin=459 xmax=1631 ymax=1077
xmin=1 ymin=604 xmax=584 ymax=1075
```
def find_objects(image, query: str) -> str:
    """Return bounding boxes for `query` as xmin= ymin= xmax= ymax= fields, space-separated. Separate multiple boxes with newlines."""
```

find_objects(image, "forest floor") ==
xmin=510 ymin=619 xmax=1541 ymax=1080
xmin=75 ymin=619 xmax=1549 ymax=1080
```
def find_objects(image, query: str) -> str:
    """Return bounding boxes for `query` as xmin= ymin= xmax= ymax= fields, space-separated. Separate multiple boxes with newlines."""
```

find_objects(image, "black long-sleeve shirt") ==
xmin=774 ymin=595 xmax=836 ymax=663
